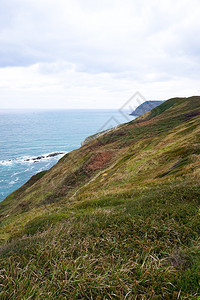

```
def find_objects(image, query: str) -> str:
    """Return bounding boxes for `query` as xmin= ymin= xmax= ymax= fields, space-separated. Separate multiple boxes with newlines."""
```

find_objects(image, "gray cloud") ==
xmin=0 ymin=0 xmax=199 ymax=108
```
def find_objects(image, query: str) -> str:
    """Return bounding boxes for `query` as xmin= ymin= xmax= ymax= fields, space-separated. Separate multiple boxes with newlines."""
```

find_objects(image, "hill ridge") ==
xmin=0 ymin=96 xmax=200 ymax=299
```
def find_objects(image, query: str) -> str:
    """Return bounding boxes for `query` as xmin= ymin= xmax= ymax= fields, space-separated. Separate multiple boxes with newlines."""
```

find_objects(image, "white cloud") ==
xmin=0 ymin=0 xmax=199 ymax=108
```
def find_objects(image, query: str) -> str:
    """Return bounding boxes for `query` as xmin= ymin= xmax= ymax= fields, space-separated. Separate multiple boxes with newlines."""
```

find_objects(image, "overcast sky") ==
xmin=0 ymin=0 xmax=199 ymax=109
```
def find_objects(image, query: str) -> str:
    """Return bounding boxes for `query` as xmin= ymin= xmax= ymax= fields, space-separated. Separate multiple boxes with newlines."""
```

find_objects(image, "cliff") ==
xmin=81 ymin=128 xmax=113 ymax=146
xmin=130 ymin=100 xmax=164 ymax=115
xmin=0 ymin=96 xmax=200 ymax=298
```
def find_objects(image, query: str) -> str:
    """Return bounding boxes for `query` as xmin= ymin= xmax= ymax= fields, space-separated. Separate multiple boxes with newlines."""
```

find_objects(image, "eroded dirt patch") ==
xmin=86 ymin=151 xmax=114 ymax=172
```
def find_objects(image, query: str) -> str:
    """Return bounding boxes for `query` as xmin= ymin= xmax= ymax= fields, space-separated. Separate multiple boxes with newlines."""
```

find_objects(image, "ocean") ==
xmin=0 ymin=109 xmax=135 ymax=202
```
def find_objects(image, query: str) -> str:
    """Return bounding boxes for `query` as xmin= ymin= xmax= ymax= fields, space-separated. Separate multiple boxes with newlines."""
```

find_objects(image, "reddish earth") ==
xmin=86 ymin=151 xmax=114 ymax=172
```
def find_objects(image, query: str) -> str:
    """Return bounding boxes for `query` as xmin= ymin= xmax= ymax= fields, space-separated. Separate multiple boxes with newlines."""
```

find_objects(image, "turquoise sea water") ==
xmin=0 ymin=109 xmax=135 ymax=202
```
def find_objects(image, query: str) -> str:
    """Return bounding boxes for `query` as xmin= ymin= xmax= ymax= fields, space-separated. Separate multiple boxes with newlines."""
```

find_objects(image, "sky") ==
xmin=0 ymin=0 xmax=200 ymax=109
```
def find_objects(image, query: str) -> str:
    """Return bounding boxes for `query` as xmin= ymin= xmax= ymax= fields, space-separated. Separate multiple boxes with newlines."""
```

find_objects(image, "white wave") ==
xmin=24 ymin=166 xmax=34 ymax=172
xmin=9 ymin=181 xmax=15 ymax=185
xmin=0 ymin=160 xmax=12 ymax=166
xmin=9 ymin=177 xmax=19 ymax=185
xmin=1 ymin=151 xmax=67 ymax=166
xmin=19 ymin=151 xmax=67 ymax=163
xmin=11 ymin=171 xmax=24 ymax=177
xmin=37 ymin=167 xmax=45 ymax=173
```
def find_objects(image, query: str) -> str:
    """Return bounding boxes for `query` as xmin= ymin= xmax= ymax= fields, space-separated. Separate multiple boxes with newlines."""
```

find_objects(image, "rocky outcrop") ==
xmin=81 ymin=128 xmax=113 ymax=146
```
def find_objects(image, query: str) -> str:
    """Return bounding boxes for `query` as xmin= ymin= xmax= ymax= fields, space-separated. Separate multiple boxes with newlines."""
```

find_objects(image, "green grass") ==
xmin=147 ymin=97 xmax=179 ymax=119
xmin=1 ymin=182 xmax=200 ymax=299
xmin=0 ymin=96 xmax=200 ymax=299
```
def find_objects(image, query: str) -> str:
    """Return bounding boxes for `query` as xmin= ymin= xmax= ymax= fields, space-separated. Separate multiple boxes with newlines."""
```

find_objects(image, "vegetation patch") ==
xmin=23 ymin=212 xmax=68 ymax=236
xmin=0 ymin=96 xmax=200 ymax=298
xmin=147 ymin=97 xmax=179 ymax=119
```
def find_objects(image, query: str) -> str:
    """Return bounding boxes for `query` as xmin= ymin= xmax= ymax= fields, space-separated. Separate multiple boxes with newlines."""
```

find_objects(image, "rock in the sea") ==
xmin=47 ymin=152 xmax=64 ymax=158
xmin=24 ymin=152 xmax=64 ymax=162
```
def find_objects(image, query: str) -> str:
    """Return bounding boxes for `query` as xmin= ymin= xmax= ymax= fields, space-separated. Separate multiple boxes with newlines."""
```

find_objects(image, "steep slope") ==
xmin=130 ymin=100 xmax=164 ymax=116
xmin=0 ymin=96 xmax=200 ymax=299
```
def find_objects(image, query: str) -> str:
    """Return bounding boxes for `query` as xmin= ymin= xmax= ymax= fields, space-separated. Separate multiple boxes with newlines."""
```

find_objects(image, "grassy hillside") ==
xmin=0 ymin=96 xmax=200 ymax=299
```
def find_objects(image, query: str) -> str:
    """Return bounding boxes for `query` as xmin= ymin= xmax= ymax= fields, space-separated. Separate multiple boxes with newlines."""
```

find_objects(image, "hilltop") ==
xmin=0 ymin=96 xmax=200 ymax=299
xmin=130 ymin=100 xmax=164 ymax=116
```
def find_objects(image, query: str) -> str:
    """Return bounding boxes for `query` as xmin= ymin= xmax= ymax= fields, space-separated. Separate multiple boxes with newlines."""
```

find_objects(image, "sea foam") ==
xmin=0 ymin=151 xmax=67 ymax=167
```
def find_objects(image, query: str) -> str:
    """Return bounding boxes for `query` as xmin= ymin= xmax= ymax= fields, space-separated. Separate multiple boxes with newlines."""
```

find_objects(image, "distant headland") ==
xmin=130 ymin=100 xmax=164 ymax=116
